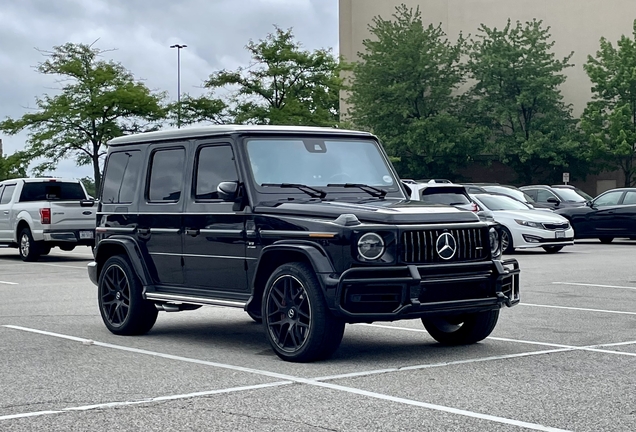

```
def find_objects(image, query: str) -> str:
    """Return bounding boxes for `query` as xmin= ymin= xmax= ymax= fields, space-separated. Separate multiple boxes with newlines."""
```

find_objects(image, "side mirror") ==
xmin=547 ymin=197 xmax=560 ymax=205
xmin=217 ymin=181 xmax=239 ymax=201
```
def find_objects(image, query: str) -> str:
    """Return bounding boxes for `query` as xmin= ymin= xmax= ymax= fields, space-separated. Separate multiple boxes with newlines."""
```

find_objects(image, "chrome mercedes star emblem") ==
xmin=436 ymin=232 xmax=457 ymax=260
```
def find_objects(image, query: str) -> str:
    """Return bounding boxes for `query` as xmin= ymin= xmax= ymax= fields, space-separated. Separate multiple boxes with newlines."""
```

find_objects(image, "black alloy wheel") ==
xmin=98 ymin=255 xmax=158 ymax=335
xmin=262 ymin=262 xmax=344 ymax=362
xmin=422 ymin=310 xmax=500 ymax=345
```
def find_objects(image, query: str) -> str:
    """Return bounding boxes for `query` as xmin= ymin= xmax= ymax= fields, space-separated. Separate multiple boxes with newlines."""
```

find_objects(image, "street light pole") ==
xmin=170 ymin=44 xmax=187 ymax=128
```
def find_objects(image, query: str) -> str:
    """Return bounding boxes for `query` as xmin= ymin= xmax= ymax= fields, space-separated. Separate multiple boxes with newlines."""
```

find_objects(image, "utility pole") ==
xmin=170 ymin=44 xmax=187 ymax=128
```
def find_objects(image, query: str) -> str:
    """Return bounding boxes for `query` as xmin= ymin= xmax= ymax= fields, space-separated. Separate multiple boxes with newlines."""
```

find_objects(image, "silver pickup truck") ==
xmin=0 ymin=178 xmax=96 ymax=261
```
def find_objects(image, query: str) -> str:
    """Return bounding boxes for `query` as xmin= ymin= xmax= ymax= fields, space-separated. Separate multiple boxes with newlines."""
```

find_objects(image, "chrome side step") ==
xmin=145 ymin=292 xmax=246 ymax=309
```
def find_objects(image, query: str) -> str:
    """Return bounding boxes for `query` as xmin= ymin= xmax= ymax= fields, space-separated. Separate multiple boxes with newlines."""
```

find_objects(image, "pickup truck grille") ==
xmin=401 ymin=228 xmax=488 ymax=264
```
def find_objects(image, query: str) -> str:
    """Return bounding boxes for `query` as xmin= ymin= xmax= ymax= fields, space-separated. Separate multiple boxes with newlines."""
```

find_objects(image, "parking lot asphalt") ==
xmin=1 ymin=242 xmax=635 ymax=431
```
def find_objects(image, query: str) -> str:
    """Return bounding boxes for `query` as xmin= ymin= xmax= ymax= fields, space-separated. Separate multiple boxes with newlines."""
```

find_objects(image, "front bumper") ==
xmin=87 ymin=261 xmax=98 ymax=286
xmin=513 ymin=227 xmax=574 ymax=249
xmin=327 ymin=259 xmax=520 ymax=322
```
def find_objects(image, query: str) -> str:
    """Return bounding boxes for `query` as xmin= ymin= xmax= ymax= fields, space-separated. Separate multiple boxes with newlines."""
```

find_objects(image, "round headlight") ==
xmin=358 ymin=233 xmax=385 ymax=260
xmin=489 ymin=227 xmax=501 ymax=258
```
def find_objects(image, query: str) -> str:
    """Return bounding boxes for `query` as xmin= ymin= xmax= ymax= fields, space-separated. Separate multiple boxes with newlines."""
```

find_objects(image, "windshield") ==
xmin=473 ymin=194 xmax=531 ymax=211
xmin=246 ymin=138 xmax=397 ymax=190
xmin=554 ymin=188 xmax=587 ymax=202
xmin=483 ymin=186 xmax=535 ymax=203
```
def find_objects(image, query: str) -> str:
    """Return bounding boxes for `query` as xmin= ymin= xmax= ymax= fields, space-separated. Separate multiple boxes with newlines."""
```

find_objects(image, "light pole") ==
xmin=170 ymin=44 xmax=187 ymax=128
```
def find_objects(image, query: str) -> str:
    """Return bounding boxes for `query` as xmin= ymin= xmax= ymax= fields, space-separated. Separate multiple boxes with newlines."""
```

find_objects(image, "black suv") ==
xmin=87 ymin=125 xmax=520 ymax=362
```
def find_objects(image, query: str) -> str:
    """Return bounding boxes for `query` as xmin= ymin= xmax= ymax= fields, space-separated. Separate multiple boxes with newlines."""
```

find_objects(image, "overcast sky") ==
xmin=0 ymin=0 xmax=339 ymax=179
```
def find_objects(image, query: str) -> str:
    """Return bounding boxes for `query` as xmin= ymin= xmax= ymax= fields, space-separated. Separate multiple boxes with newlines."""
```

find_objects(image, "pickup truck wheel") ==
xmin=19 ymin=229 xmax=41 ymax=262
xmin=422 ymin=310 xmax=499 ymax=345
xmin=98 ymin=255 xmax=158 ymax=335
xmin=542 ymin=245 xmax=564 ymax=253
xmin=59 ymin=245 xmax=76 ymax=252
xmin=262 ymin=262 xmax=345 ymax=362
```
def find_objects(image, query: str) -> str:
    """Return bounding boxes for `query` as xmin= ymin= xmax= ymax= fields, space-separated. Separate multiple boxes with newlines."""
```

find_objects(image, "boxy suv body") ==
xmin=88 ymin=125 xmax=520 ymax=362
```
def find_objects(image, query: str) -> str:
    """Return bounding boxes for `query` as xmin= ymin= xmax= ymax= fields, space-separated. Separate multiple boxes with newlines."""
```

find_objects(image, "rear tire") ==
xmin=422 ymin=310 xmax=500 ymax=345
xmin=98 ymin=255 xmax=158 ymax=335
xmin=40 ymin=245 xmax=52 ymax=256
xmin=599 ymin=237 xmax=614 ymax=244
xmin=262 ymin=262 xmax=345 ymax=362
xmin=18 ymin=228 xmax=41 ymax=262
xmin=59 ymin=245 xmax=76 ymax=252
xmin=542 ymin=245 xmax=564 ymax=253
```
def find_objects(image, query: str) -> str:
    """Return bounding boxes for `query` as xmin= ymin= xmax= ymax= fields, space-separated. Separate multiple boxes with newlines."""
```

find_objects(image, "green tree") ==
xmin=203 ymin=27 xmax=342 ymax=126
xmin=167 ymin=94 xmax=228 ymax=127
xmin=582 ymin=20 xmax=636 ymax=187
xmin=347 ymin=5 xmax=483 ymax=179
xmin=467 ymin=19 xmax=583 ymax=184
xmin=0 ymin=151 xmax=29 ymax=181
xmin=78 ymin=176 xmax=96 ymax=198
xmin=0 ymin=43 xmax=166 ymax=191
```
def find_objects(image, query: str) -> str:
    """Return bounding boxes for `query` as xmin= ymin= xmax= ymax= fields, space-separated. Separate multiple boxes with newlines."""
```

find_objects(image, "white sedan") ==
xmin=470 ymin=193 xmax=575 ymax=254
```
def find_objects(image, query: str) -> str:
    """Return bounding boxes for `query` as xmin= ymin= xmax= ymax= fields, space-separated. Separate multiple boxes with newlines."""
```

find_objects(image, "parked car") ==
xmin=408 ymin=182 xmax=478 ymax=212
xmin=520 ymin=185 xmax=588 ymax=209
xmin=551 ymin=184 xmax=594 ymax=201
xmin=470 ymin=193 xmax=574 ymax=254
xmin=0 ymin=178 xmax=96 ymax=261
xmin=88 ymin=125 xmax=520 ymax=363
xmin=554 ymin=187 xmax=636 ymax=243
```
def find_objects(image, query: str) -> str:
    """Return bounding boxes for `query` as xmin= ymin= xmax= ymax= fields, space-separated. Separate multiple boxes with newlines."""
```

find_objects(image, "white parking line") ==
xmin=521 ymin=303 xmax=636 ymax=316
xmin=553 ymin=282 xmax=636 ymax=291
xmin=0 ymin=280 xmax=18 ymax=285
xmin=2 ymin=325 xmax=572 ymax=432
xmin=34 ymin=263 xmax=87 ymax=270
xmin=0 ymin=382 xmax=292 ymax=421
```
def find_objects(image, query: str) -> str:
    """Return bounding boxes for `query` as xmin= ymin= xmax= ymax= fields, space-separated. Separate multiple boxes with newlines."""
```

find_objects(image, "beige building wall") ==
xmin=339 ymin=0 xmax=636 ymax=193
xmin=340 ymin=0 xmax=636 ymax=116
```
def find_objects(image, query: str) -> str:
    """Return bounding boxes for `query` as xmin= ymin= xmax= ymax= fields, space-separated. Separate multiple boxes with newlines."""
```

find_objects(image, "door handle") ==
xmin=3 ymin=211 xmax=8 ymax=215
xmin=185 ymin=228 xmax=199 ymax=237
xmin=137 ymin=228 xmax=150 ymax=235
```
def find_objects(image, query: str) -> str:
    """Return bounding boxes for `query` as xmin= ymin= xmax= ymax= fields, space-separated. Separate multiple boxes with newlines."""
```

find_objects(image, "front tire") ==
xmin=98 ymin=255 xmax=158 ymax=335
xmin=19 ymin=228 xmax=41 ymax=262
xmin=422 ymin=310 xmax=500 ymax=345
xmin=599 ymin=237 xmax=614 ymax=244
xmin=262 ymin=262 xmax=345 ymax=362
xmin=501 ymin=227 xmax=514 ymax=254
xmin=542 ymin=245 xmax=564 ymax=253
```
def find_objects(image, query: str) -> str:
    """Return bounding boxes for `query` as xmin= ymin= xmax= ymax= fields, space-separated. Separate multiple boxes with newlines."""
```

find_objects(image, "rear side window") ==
xmin=148 ymin=148 xmax=186 ymax=202
xmin=195 ymin=145 xmax=238 ymax=200
xmin=19 ymin=182 xmax=84 ymax=202
xmin=0 ymin=184 xmax=16 ymax=204
xmin=101 ymin=151 xmax=142 ymax=204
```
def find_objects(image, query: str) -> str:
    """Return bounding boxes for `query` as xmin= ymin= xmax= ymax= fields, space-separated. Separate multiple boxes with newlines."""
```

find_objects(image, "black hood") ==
xmin=253 ymin=199 xmax=480 ymax=224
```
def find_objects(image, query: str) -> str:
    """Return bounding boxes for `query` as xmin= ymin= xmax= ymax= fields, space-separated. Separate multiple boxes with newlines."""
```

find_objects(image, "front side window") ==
xmin=0 ymin=184 xmax=16 ymax=204
xmin=536 ymin=189 xmax=557 ymax=203
xmin=147 ymin=148 xmax=186 ymax=202
xmin=622 ymin=191 xmax=636 ymax=205
xmin=594 ymin=191 xmax=623 ymax=207
xmin=195 ymin=145 xmax=238 ymax=200
xmin=245 ymin=138 xmax=397 ymax=189
xmin=101 ymin=151 xmax=141 ymax=204
xmin=554 ymin=188 xmax=587 ymax=203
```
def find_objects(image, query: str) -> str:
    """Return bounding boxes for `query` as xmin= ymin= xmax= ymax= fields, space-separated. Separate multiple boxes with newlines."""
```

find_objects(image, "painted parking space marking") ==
xmin=521 ymin=303 xmax=636 ymax=316
xmin=0 ymin=382 xmax=292 ymax=421
xmin=34 ymin=263 xmax=87 ymax=270
xmin=553 ymin=281 xmax=636 ymax=291
xmin=0 ymin=280 xmax=18 ymax=285
xmin=2 ymin=325 xmax=572 ymax=432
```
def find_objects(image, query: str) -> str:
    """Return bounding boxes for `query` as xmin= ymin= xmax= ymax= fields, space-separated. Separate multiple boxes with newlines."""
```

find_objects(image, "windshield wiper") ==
xmin=262 ymin=183 xmax=327 ymax=199
xmin=327 ymin=183 xmax=387 ymax=198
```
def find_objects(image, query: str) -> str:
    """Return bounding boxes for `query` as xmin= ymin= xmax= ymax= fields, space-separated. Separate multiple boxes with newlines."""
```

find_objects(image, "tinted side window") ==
xmin=148 ymin=148 xmax=185 ymax=202
xmin=101 ymin=151 xmax=142 ymax=204
xmin=524 ymin=189 xmax=538 ymax=201
xmin=195 ymin=145 xmax=238 ymax=200
xmin=536 ymin=189 xmax=556 ymax=203
xmin=420 ymin=192 xmax=470 ymax=205
xmin=19 ymin=182 xmax=85 ymax=201
xmin=623 ymin=191 xmax=636 ymax=205
xmin=0 ymin=185 xmax=15 ymax=204
xmin=594 ymin=191 xmax=623 ymax=207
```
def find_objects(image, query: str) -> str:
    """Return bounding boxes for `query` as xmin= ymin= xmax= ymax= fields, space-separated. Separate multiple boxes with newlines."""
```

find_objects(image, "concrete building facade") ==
xmin=339 ymin=0 xmax=636 ymax=194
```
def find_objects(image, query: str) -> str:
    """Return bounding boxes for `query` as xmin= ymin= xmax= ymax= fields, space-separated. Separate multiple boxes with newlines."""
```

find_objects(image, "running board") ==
xmin=145 ymin=292 xmax=247 ymax=309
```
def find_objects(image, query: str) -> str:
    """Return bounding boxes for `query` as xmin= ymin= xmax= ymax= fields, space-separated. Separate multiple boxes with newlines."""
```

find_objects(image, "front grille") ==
xmin=401 ymin=228 xmax=488 ymax=264
xmin=543 ymin=222 xmax=570 ymax=230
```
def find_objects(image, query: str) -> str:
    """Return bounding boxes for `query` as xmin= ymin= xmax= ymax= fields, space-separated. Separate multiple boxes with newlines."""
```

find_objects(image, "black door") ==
xmin=138 ymin=146 xmax=187 ymax=287
xmin=618 ymin=191 xmax=636 ymax=236
xmin=183 ymin=142 xmax=248 ymax=294
xmin=588 ymin=190 xmax=625 ymax=236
